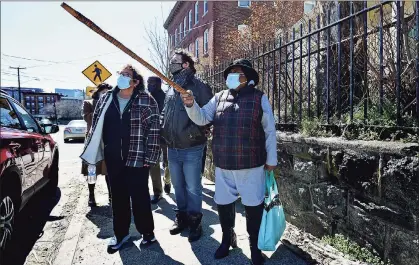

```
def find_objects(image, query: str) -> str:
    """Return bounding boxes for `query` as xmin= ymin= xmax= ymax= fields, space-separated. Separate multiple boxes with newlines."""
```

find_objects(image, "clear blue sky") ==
xmin=1 ymin=1 xmax=175 ymax=92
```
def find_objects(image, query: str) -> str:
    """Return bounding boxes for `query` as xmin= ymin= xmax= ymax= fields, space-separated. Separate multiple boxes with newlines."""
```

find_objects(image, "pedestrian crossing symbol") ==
xmin=82 ymin=60 xmax=112 ymax=86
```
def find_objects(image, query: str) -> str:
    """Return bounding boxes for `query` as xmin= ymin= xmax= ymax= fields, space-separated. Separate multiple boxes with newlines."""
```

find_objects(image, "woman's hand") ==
xmin=181 ymin=90 xmax=195 ymax=108
xmin=264 ymin=164 xmax=276 ymax=172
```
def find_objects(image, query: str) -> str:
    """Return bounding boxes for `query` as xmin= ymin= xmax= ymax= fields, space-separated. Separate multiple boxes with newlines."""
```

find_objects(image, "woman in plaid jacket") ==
xmin=81 ymin=64 xmax=161 ymax=252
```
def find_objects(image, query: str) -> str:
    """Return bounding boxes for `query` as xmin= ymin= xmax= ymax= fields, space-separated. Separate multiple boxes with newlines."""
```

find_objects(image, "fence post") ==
xmin=308 ymin=19 xmax=312 ymax=119
xmin=326 ymin=8 xmax=331 ymax=124
xmin=337 ymin=2 xmax=342 ymax=121
xmin=299 ymin=23 xmax=303 ymax=123
xmin=349 ymin=1 xmax=354 ymax=122
xmin=278 ymin=37 xmax=282 ymax=124
xmin=363 ymin=0 xmax=368 ymax=123
xmin=396 ymin=0 xmax=401 ymax=126
xmin=317 ymin=14 xmax=321 ymax=119
xmin=292 ymin=27 xmax=295 ymax=122
xmin=379 ymin=3 xmax=384 ymax=116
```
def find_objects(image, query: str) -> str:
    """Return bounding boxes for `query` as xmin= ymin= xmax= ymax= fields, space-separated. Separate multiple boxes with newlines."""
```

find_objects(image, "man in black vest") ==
xmin=147 ymin=76 xmax=172 ymax=204
xmin=181 ymin=59 xmax=277 ymax=265
xmin=160 ymin=50 xmax=213 ymax=242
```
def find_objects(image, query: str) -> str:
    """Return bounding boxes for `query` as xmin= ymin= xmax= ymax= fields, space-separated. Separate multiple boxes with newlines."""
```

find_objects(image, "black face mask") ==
xmin=148 ymin=84 xmax=157 ymax=92
xmin=169 ymin=63 xmax=183 ymax=75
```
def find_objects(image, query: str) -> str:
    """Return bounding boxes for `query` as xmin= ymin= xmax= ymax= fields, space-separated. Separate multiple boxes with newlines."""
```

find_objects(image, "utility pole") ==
xmin=9 ymin=66 xmax=26 ymax=103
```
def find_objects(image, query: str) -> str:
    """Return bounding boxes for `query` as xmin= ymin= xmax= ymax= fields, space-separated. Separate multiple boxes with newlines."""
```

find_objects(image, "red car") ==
xmin=0 ymin=90 xmax=59 ymax=250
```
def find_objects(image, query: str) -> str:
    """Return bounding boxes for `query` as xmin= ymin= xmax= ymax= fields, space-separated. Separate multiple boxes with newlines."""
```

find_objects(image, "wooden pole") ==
xmin=61 ymin=2 xmax=187 ymax=94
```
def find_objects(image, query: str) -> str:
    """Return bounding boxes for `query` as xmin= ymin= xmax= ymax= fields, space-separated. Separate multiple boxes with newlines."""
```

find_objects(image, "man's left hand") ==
xmin=264 ymin=164 xmax=276 ymax=172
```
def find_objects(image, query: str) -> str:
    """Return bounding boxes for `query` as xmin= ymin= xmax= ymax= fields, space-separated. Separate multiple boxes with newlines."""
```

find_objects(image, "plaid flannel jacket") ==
xmin=84 ymin=89 xmax=161 ymax=167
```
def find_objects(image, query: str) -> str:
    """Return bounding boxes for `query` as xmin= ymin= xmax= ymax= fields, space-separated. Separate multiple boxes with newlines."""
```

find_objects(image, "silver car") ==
xmin=63 ymin=120 xmax=87 ymax=143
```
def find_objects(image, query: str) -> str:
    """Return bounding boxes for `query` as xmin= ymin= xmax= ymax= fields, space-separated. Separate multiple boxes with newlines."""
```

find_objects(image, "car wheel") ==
xmin=0 ymin=194 xmax=15 ymax=250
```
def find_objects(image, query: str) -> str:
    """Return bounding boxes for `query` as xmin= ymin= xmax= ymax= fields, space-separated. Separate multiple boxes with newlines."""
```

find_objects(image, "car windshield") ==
xmin=41 ymin=119 xmax=52 ymax=124
xmin=68 ymin=120 xmax=86 ymax=127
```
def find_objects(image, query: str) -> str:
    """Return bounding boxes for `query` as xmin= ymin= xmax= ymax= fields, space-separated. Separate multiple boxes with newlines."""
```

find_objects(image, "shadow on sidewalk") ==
xmin=118 ymin=239 xmax=185 ymax=265
xmin=1 ymin=188 xmax=62 ymax=265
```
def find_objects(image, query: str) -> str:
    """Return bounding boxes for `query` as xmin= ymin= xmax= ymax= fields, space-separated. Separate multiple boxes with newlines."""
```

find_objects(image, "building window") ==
xmin=304 ymin=1 xmax=316 ymax=14
xmin=238 ymin=1 xmax=251 ymax=8
xmin=39 ymin=102 xmax=44 ymax=108
xmin=38 ymin=96 xmax=44 ymax=102
xmin=189 ymin=10 xmax=192 ymax=31
xmin=184 ymin=16 xmax=187 ymax=35
xmin=195 ymin=1 xmax=199 ymax=24
xmin=175 ymin=29 xmax=178 ymax=45
xmin=203 ymin=29 xmax=209 ymax=54
xmin=25 ymin=96 xmax=31 ymax=102
xmin=203 ymin=0 xmax=208 ymax=15
xmin=195 ymin=38 xmax=199 ymax=58
xmin=179 ymin=23 xmax=183 ymax=39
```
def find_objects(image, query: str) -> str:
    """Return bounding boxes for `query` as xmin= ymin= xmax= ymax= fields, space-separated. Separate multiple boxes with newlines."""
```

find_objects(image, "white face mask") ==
xmin=226 ymin=73 xmax=245 ymax=90
xmin=117 ymin=75 xmax=131 ymax=90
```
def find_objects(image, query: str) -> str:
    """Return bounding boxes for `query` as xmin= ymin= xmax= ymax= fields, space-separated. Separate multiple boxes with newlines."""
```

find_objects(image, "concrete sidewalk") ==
xmin=53 ymin=173 xmax=308 ymax=265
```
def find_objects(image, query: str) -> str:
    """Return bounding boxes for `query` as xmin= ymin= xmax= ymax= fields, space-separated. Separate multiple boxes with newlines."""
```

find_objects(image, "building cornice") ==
xmin=164 ymin=1 xmax=184 ymax=29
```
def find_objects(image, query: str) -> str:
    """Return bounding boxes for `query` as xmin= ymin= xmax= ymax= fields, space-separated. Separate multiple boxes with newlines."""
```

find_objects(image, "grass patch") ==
xmin=321 ymin=234 xmax=391 ymax=265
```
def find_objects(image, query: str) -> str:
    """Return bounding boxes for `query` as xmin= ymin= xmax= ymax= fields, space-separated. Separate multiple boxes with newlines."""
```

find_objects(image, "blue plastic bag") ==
xmin=257 ymin=170 xmax=286 ymax=251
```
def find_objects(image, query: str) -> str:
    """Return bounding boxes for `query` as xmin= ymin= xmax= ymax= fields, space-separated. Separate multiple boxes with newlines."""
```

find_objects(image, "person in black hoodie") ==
xmin=147 ymin=76 xmax=172 ymax=204
xmin=161 ymin=50 xmax=213 ymax=242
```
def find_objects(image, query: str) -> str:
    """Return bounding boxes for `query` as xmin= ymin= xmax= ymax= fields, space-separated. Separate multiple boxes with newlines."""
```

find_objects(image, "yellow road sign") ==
xmin=86 ymin=86 xmax=96 ymax=98
xmin=82 ymin=60 xmax=112 ymax=86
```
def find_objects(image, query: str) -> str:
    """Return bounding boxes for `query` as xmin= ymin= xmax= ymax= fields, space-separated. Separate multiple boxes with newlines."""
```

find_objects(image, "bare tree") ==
xmin=41 ymin=100 xmax=82 ymax=120
xmin=144 ymin=17 xmax=170 ymax=77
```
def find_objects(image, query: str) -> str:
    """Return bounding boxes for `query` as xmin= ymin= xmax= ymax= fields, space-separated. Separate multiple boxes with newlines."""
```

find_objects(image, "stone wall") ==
xmin=203 ymin=133 xmax=419 ymax=265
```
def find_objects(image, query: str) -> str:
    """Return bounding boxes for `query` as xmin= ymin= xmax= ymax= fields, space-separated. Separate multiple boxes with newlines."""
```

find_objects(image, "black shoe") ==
xmin=164 ymin=184 xmax=171 ymax=194
xmin=188 ymin=213 xmax=203 ymax=242
xmin=170 ymin=211 xmax=188 ymax=235
xmin=214 ymin=203 xmax=237 ymax=259
xmin=150 ymin=194 xmax=162 ymax=204
xmin=215 ymin=229 xmax=237 ymax=259
xmin=141 ymin=233 xmax=157 ymax=246
xmin=245 ymin=204 xmax=265 ymax=265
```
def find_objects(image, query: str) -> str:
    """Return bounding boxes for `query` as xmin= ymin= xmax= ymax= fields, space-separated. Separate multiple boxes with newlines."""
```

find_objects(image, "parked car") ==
xmin=0 ymin=90 xmax=59 ymax=250
xmin=63 ymin=120 xmax=87 ymax=143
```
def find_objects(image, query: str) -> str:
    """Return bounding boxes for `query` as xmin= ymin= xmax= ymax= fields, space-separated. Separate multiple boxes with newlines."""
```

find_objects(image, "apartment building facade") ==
xmin=164 ymin=1 xmax=253 ymax=70
xmin=22 ymin=92 xmax=60 ymax=117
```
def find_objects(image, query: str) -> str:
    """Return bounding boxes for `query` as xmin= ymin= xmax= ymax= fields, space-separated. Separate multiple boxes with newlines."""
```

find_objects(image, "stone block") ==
xmin=277 ymin=149 xmax=293 ymax=178
xmin=350 ymin=195 xmax=416 ymax=232
xmin=386 ymin=228 xmax=419 ymax=265
xmin=381 ymin=156 xmax=419 ymax=215
xmin=338 ymin=151 xmax=379 ymax=197
xmin=277 ymin=177 xmax=312 ymax=213
xmin=293 ymin=157 xmax=317 ymax=183
xmin=308 ymin=147 xmax=328 ymax=161
xmin=311 ymin=184 xmax=347 ymax=219
xmin=347 ymin=203 xmax=387 ymax=251
xmin=285 ymin=211 xmax=330 ymax=237
xmin=317 ymin=161 xmax=330 ymax=182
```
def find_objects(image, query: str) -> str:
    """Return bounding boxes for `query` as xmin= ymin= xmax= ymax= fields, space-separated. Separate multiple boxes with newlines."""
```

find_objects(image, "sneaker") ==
xmin=141 ymin=233 xmax=157 ymax=246
xmin=108 ymin=235 xmax=130 ymax=250
xmin=164 ymin=184 xmax=171 ymax=194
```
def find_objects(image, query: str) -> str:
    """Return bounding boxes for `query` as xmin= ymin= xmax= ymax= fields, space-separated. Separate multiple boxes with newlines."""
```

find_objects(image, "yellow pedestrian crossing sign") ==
xmin=82 ymin=60 xmax=112 ymax=86
xmin=86 ymin=86 xmax=96 ymax=98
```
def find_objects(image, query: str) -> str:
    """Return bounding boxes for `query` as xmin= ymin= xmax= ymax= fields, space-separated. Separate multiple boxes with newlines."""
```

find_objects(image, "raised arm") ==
xmin=182 ymin=91 xmax=217 ymax=126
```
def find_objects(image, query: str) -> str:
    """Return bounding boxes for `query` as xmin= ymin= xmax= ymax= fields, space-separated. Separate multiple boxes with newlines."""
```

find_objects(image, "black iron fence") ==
xmin=199 ymin=1 xmax=419 ymax=130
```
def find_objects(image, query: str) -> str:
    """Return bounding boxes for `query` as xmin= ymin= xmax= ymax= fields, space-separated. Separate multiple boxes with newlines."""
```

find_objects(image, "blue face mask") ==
xmin=226 ymin=73 xmax=245 ymax=90
xmin=117 ymin=75 xmax=131 ymax=90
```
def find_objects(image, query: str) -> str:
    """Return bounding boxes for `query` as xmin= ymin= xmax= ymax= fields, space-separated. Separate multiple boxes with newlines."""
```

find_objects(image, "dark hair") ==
xmin=92 ymin=82 xmax=113 ymax=99
xmin=174 ymin=49 xmax=196 ymax=73
xmin=122 ymin=64 xmax=145 ymax=91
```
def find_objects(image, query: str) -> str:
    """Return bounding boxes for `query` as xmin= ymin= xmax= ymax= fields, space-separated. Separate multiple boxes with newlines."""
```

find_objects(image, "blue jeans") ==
xmin=168 ymin=144 xmax=205 ymax=214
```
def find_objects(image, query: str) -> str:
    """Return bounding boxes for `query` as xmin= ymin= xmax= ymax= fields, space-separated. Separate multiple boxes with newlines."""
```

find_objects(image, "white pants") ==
xmin=214 ymin=165 xmax=265 ymax=206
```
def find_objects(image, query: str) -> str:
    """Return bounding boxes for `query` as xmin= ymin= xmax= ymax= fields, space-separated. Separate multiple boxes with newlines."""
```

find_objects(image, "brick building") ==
xmin=22 ymin=92 xmax=60 ymax=116
xmin=164 ymin=1 xmax=253 ymax=70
